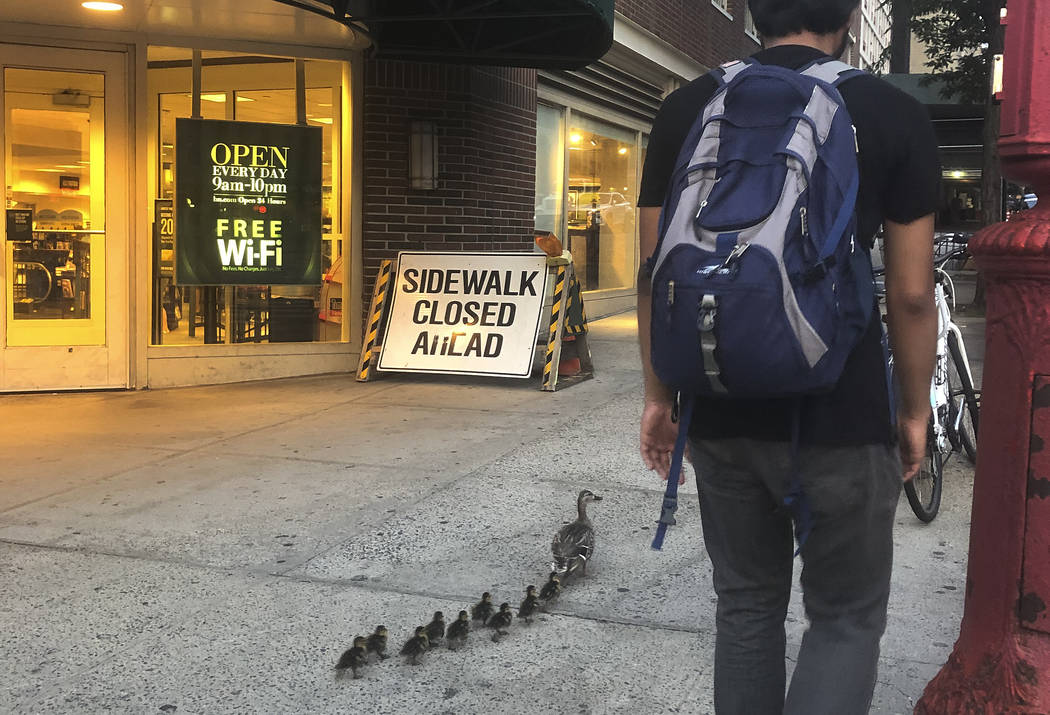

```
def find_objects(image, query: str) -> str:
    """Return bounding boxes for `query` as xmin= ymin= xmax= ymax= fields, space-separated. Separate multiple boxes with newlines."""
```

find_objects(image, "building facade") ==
xmin=0 ymin=1 xmax=872 ymax=393
xmin=856 ymin=0 xmax=893 ymax=72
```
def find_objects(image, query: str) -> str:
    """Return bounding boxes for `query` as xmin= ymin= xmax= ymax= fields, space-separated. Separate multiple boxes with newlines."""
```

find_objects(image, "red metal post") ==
xmin=916 ymin=1 xmax=1050 ymax=711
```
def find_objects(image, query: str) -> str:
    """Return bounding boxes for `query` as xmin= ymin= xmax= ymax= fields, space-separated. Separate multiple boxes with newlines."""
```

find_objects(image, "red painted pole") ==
xmin=915 ymin=1 xmax=1050 ymax=712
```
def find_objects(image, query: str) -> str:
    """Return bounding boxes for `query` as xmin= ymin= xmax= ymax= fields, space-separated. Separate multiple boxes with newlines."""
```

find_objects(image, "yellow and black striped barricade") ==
xmin=356 ymin=259 xmax=393 ymax=382
xmin=542 ymin=253 xmax=593 ymax=391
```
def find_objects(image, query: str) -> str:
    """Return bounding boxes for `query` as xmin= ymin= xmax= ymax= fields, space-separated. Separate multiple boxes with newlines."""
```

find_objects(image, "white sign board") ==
xmin=378 ymin=252 xmax=549 ymax=378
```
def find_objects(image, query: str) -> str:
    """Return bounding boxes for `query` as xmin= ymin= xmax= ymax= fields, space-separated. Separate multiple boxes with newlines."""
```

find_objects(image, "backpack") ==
xmin=647 ymin=57 xmax=875 ymax=550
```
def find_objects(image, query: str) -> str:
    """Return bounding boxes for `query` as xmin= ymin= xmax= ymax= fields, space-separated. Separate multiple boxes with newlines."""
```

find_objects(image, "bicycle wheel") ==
xmin=904 ymin=417 xmax=943 ymax=523
xmin=946 ymin=331 xmax=979 ymax=463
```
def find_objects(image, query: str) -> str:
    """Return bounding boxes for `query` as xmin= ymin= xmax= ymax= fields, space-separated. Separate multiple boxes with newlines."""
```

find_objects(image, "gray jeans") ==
xmin=690 ymin=439 xmax=902 ymax=715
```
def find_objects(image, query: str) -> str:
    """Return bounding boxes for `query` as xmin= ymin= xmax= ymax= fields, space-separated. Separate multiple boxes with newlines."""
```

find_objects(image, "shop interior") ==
xmin=5 ymin=67 xmax=105 ymax=336
xmin=565 ymin=116 xmax=637 ymax=292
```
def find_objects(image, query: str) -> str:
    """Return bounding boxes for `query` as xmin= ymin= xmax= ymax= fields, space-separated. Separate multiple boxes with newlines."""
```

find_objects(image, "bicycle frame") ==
xmin=931 ymin=262 xmax=978 ymax=455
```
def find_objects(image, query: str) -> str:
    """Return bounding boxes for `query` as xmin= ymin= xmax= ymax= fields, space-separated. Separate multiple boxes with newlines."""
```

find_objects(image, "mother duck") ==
xmin=550 ymin=489 xmax=603 ymax=578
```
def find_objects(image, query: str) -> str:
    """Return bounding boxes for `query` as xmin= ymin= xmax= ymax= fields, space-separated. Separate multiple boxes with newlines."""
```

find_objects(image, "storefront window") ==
xmin=5 ymin=68 xmax=106 ymax=344
xmin=147 ymin=48 xmax=344 ymax=345
xmin=566 ymin=114 xmax=638 ymax=291
xmin=534 ymin=104 xmax=564 ymax=236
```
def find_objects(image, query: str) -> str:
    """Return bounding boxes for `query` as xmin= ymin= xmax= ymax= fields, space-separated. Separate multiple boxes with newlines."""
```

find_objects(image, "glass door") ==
xmin=1 ymin=45 xmax=127 ymax=390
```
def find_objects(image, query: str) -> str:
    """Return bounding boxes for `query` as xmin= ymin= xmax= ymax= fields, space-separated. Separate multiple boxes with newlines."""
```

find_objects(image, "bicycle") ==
xmin=877 ymin=246 xmax=981 ymax=523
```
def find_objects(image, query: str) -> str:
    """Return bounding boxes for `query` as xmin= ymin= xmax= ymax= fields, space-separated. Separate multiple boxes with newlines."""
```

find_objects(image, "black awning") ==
xmin=275 ymin=1 xmax=615 ymax=70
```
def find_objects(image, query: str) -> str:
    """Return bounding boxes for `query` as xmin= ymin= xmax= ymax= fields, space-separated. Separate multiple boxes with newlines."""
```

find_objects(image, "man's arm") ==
xmin=638 ymin=206 xmax=682 ymax=481
xmin=638 ymin=207 xmax=673 ymax=405
xmin=883 ymin=213 xmax=937 ymax=480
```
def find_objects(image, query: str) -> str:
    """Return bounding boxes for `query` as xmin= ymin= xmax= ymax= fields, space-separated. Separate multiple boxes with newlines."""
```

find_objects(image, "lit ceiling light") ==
xmin=82 ymin=1 xmax=124 ymax=10
xmin=951 ymin=170 xmax=965 ymax=178
xmin=308 ymin=117 xmax=333 ymax=124
xmin=618 ymin=147 xmax=628 ymax=155
xmin=569 ymin=133 xmax=581 ymax=144
xmin=184 ymin=94 xmax=254 ymax=103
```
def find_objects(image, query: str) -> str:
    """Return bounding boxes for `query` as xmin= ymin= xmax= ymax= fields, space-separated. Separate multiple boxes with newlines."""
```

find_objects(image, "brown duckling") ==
xmin=400 ymin=626 xmax=430 ymax=665
xmin=471 ymin=591 xmax=494 ymax=625
xmin=425 ymin=611 xmax=446 ymax=644
xmin=365 ymin=625 xmax=388 ymax=661
xmin=335 ymin=636 xmax=368 ymax=678
xmin=446 ymin=610 xmax=470 ymax=650
xmin=519 ymin=585 xmax=540 ymax=624
xmin=487 ymin=602 xmax=513 ymax=642
xmin=539 ymin=572 xmax=562 ymax=609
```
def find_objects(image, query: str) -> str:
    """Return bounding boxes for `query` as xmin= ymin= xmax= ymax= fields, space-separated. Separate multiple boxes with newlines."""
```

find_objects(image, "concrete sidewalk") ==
xmin=0 ymin=314 xmax=975 ymax=714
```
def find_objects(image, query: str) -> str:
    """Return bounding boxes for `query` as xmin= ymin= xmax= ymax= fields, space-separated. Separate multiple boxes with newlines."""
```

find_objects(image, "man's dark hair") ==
xmin=748 ymin=0 xmax=859 ymax=38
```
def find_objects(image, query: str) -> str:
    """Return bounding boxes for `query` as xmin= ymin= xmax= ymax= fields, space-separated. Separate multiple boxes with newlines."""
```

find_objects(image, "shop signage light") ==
xmin=174 ymin=118 xmax=322 ymax=285
xmin=378 ymin=252 xmax=549 ymax=378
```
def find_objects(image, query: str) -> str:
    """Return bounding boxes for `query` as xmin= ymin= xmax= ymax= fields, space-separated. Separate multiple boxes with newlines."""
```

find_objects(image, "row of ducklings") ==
xmin=335 ymin=574 xmax=565 ymax=678
xmin=336 ymin=489 xmax=601 ymax=679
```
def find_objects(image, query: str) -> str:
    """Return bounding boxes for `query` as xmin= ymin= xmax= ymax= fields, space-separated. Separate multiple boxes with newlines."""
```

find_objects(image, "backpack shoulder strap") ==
xmin=710 ymin=58 xmax=755 ymax=88
xmin=798 ymin=58 xmax=866 ymax=87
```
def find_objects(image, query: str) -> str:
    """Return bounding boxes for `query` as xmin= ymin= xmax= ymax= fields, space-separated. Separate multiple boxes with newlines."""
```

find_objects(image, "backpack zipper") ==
xmin=667 ymin=280 xmax=675 ymax=306
xmin=800 ymin=206 xmax=809 ymax=238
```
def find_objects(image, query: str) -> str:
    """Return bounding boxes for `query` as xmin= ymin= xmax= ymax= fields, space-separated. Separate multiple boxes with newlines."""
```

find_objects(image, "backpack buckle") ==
xmin=720 ymin=242 xmax=750 ymax=270
xmin=799 ymin=256 xmax=837 ymax=284
xmin=658 ymin=495 xmax=678 ymax=526
xmin=698 ymin=294 xmax=718 ymax=332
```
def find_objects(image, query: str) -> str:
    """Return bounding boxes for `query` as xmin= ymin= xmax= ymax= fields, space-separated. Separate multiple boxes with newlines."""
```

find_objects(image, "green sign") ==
xmin=175 ymin=118 xmax=322 ymax=285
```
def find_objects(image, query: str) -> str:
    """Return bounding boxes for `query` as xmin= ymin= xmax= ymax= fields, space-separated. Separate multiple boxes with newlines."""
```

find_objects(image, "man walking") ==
xmin=637 ymin=1 xmax=939 ymax=712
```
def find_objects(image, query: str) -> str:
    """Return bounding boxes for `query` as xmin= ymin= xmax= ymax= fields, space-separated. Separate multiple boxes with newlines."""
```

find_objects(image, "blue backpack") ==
xmin=648 ymin=58 xmax=875 ymax=550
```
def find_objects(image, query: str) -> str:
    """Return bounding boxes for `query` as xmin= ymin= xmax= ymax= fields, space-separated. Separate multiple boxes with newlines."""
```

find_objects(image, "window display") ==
xmin=566 ymin=115 xmax=638 ymax=292
xmin=534 ymin=107 xmax=642 ymax=295
xmin=148 ymin=48 xmax=343 ymax=345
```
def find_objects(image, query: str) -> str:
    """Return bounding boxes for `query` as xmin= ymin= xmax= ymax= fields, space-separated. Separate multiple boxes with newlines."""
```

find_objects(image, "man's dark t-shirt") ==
xmin=638 ymin=45 xmax=940 ymax=445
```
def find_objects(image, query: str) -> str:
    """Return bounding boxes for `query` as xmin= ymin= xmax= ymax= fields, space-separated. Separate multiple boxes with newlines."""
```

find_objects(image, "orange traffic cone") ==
xmin=558 ymin=334 xmax=581 ymax=376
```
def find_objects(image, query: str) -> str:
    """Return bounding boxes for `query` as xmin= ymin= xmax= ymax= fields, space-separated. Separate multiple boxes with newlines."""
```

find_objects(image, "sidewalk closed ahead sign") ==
xmin=378 ymin=252 xmax=549 ymax=378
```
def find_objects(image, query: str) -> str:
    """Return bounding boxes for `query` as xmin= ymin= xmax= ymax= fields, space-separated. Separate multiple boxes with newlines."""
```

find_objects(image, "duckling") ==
xmin=487 ymin=602 xmax=514 ymax=642
xmin=519 ymin=585 xmax=540 ymax=624
xmin=471 ymin=591 xmax=494 ymax=625
xmin=365 ymin=625 xmax=388 ymax=661
xmin=446 ymin=610 xmax=470 ymax=651
xmin=539 ymin=572 xmax=562 ymax=610
xmin=551 ymin=489 xmax=603 ymax=579
xmin=335 ymin=636 xmax=368 ymax=679
xmin=425 ymin=611 xmax=446 ymax=644
xmin=400 ymin=626 xmax=430 ymax=665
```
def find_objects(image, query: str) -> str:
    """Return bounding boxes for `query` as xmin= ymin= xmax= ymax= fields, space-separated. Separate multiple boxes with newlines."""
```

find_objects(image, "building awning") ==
xmin=274 ymin=0 xmax=615 ymax=70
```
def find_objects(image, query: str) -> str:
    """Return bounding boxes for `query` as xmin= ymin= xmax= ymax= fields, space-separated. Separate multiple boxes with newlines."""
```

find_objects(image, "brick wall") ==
xmin=617 ymin=0 xmax=763 ymax=69
xmin=361 ymin=61 xmax=537 ymax=318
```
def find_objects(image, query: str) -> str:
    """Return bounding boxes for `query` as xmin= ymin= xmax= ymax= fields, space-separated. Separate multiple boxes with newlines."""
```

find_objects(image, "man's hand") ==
xmin=883 ymin=213 xmax=936 ymax=482
xmin=898 ymin=412 xmax=929 ymax=481
xmin=641 ymin=400 xmax=686 ymax=484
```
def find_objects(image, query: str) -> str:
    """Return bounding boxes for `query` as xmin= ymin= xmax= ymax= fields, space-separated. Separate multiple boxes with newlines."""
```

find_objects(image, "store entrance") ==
xmin=1 ymin=45 xmax=128 ymax=390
